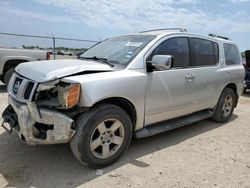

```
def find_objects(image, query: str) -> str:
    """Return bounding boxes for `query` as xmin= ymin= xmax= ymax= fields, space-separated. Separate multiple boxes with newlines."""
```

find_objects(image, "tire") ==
xmin=3 ymin=68 xmax=14 ymax=86
xmin=211 ymin=88 xmax=236 ymax=123
xmin=70 ymin=104 xmax=132 ymax=168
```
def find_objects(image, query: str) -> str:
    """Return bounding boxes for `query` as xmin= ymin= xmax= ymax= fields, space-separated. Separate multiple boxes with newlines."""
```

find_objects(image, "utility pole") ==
xmin=52 ymin=33 xmax=56 ymax=60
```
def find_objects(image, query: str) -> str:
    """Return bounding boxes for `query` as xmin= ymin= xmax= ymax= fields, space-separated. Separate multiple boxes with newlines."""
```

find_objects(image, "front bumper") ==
xmin=2 ymin=96 xmax=75 ymax=145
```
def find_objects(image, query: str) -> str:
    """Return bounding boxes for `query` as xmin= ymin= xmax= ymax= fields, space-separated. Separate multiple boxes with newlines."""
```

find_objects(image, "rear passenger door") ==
xmin=189 ymin=38 xmax=220 ymax=110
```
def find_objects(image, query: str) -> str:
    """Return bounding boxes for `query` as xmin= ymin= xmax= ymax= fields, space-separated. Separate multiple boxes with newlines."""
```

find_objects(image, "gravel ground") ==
xmin=0 ymin=82 xmax=249 ymax=188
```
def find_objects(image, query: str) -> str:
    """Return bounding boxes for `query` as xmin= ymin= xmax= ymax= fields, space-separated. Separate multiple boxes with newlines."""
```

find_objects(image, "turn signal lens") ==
xmin=66 ymin=84 xmax=80 ymax=108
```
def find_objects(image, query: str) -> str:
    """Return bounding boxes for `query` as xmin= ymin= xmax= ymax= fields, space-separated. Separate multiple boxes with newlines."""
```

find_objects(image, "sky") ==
xmin=0 ymin=0 xmax=249 ymax=51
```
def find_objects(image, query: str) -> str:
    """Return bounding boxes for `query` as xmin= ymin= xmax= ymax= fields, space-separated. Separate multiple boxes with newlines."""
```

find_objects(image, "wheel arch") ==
xmin=3 ymin=59 xmax=29 ymax=74
xmin=93 ymin=97 xmax=137 ymax=131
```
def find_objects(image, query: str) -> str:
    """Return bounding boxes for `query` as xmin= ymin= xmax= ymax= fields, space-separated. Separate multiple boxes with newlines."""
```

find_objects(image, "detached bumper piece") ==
xmin=1 ymin=105 xmax=18 ymax=134
xmin=1 ymin=96 xmax=75 ymax=145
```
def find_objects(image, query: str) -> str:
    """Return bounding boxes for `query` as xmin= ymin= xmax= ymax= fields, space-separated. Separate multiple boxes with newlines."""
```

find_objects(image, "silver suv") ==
xmin=1 ymin=28 xmax=245 ymax=168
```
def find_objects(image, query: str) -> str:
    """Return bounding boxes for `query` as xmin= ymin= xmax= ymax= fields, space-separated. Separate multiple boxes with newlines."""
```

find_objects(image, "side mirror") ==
xmin=147 ymin=55 xmax=173 ymax=72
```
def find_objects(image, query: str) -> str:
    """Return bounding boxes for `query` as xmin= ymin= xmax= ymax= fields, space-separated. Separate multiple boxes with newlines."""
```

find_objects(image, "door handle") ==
xmin=185 ymin=74 xmax=196 ymax=81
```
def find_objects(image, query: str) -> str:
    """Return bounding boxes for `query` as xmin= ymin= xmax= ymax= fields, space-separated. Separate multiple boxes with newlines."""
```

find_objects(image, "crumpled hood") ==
xmin=15 ymin=59 xmax=114 ymax=82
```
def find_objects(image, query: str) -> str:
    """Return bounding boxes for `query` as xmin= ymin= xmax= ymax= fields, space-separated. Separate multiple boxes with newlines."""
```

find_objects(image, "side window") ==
xmin=148 ymin=37 xmax=189 ymax=68
xmin=190 ymin=38 xmax=216 ymax=66
xmin=224 ymin=43 xmax=241 ymax=65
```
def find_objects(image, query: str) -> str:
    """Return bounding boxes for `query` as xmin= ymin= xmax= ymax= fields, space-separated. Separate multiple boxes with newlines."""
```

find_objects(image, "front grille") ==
xmin=24 ymin=82 xmax=35 ymax=100
xmin=8 ymin=73 xmax=38 ymax=103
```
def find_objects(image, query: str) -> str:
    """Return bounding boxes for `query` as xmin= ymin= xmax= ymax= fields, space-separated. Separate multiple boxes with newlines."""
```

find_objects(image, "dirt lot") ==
xmin=0 ymin=82 xmax=249 ymax=188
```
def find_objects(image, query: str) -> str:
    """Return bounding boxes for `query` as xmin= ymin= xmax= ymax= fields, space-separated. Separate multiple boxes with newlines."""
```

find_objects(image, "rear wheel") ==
xmin=212 ymin=88 xmax=236 ymax=122
xmin=70 ymin=104 xmax=132 ymax=168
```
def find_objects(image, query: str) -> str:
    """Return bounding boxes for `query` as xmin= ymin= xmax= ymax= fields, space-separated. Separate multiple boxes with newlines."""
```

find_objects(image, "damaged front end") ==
xmin=1 ymin=72 xmax=82 ymax=145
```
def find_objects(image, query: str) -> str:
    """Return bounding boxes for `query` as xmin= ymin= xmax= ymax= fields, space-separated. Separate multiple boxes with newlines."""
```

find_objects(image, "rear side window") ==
xmin=224 ymin=43 xmax=241 ymax=65
xmin=149 ymin=37 xmax=190 ymax=68
xmin=189 ymin=38 xmax=216 ymax=66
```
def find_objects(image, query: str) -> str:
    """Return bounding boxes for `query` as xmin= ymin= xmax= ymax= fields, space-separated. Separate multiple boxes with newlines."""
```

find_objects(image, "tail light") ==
xmin=46 ymin=52 xmax=50 ymax=60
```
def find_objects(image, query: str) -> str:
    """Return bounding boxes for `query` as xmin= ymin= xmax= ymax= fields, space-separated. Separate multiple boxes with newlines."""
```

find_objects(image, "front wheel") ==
xmin=70 ymin=104 xmax=132 ymax=168
xmin=211 ymin=88 xmax=236 ymax=123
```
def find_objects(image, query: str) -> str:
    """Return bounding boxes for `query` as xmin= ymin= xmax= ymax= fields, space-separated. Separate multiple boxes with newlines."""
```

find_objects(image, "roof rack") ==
xmin=140 ymin=28 xmax=187 ymax=33
xmin=209 ymin=33 xmax=230 ymax=40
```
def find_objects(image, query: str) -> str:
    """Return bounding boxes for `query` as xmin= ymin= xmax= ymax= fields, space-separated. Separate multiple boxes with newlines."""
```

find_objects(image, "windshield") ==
xmin=81 ymin=35 xmax=155 ymax=67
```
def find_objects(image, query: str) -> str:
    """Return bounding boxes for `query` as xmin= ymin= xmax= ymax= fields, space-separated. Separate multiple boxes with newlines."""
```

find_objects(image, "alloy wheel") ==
xmin=90 ymin=118 xmax=125 ymax=159
xmin=222 ymin=95 xmax=233 ymax=117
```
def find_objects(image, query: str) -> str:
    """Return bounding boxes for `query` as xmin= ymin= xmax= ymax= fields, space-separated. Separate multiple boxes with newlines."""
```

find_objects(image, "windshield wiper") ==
xmin=81 ymin=56 xmax=114 ymax=67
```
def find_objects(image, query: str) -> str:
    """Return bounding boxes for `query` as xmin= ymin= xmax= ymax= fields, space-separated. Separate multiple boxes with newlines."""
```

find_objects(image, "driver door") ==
xmin=145 ymin=37 xmax=197 ymax=126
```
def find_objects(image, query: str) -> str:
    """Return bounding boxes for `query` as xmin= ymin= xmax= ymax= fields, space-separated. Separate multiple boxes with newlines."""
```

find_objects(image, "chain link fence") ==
xmin=0 ymin=32 xmax=99 ymax=59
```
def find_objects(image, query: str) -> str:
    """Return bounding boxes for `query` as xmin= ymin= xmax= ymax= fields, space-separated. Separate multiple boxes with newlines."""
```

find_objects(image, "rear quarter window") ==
xmin=224 ymin=43 xmax=241 ymax=65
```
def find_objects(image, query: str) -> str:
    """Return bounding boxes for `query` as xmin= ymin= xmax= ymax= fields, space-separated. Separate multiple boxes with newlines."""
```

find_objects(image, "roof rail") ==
xmin=209 ymin=33 xmax=230 ymax=40
xmin=140 ymin=28 xmax=187 ymax=33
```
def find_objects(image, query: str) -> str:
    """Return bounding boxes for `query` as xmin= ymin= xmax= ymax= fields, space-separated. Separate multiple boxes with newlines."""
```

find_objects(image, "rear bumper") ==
xmin=2 ymin=96 xmax=75 ymax=145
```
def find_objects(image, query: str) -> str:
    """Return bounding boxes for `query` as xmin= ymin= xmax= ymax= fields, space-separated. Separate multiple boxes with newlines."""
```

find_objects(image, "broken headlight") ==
xmin=36 ymin=81 xmax=81 ymax=109
xmin=57 ymin=83 xmax=81 ymax=108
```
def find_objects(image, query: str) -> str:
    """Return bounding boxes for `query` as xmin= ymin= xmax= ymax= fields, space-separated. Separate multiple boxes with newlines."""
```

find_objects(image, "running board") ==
xmin=134 ymin=110 xmax=213 ymax=139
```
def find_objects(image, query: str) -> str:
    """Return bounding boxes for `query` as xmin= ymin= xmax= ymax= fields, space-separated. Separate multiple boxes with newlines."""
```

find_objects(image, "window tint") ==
xmin=190 ymin=38 xmax=216 ymax=66
xmin=149 ymin=37 xmax=189 ymax=68
xmin=224 ymin=43 xmax=241 ymax=65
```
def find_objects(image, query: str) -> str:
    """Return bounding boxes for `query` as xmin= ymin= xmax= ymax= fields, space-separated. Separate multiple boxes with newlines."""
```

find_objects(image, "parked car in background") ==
xmin=0 ymin=48 xmax=50 ymax=85
xmin=244 ymin=50 xmax=250 ymax=93
xmin=1 ymin=28 xmax=245 ymax=168
xmin=76 ymin=51 xmax=84 ymax=58
xmin=57 ymin=50 xmax=73 ymax=56
xmin=76 ymin=49 xmax=88 ymax=58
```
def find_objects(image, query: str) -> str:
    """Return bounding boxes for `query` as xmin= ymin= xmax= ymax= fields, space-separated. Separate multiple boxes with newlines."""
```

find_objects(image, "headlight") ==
xmin=58 ymin=83 xmax=81 ymax=108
